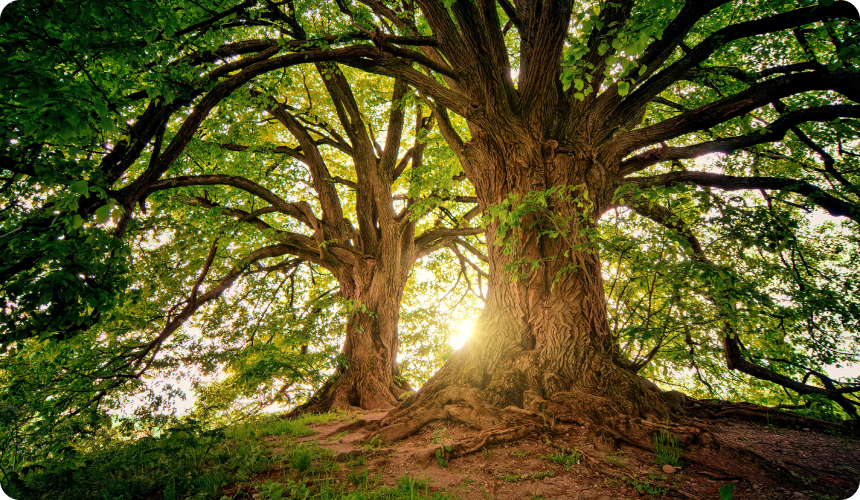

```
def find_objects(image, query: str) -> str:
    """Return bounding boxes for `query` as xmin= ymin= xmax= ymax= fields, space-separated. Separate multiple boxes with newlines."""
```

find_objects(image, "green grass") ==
xmin=228 ymin=411 xmax=351 ymax=441
xmin=219 ymin=473 xmax=457 ymax=500
xmin=541 ymin=448 xmax=581 ymax=469
xmin=652 ymin=429 xmax=682 ymax=468
xmin=2 ymin=410 xmax=459 ymax=500
xmin=496 ymin=470 xmax=555 ymax=482
xmin=621 ymin=475 xmax=669 ymax=497
xmin=496 ymin=471 xmax=525 ymax=482
xmin=529 ymin=470 xmax=555 ymax=480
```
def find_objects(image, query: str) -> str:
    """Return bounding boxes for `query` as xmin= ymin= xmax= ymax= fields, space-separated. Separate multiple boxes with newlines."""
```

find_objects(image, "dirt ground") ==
xmin=278 ymin=410 xmax=860 ymax=500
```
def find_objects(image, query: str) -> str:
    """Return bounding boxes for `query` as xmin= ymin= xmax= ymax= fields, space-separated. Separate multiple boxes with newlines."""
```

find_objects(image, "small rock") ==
xmin=662 ymin=464 xmax=676 ymax=474
xmin=802 ymin=428 xmax=810 ymax=431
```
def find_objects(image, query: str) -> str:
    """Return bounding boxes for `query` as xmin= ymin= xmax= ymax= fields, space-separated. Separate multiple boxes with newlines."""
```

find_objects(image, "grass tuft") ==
xmin=541 ymin=448 xmax=581 ymax=469
xmin=653 ymin=428 xmax=682 ymax=467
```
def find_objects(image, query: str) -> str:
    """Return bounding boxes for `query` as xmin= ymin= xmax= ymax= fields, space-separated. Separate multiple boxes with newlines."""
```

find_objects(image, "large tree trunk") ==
xmin=374 ymin=132 xmax=674 ymax=443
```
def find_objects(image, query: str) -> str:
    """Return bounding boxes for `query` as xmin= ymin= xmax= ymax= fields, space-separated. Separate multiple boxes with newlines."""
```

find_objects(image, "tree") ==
xmin=339 ymin=0 xmax=860 ymax=445
xmin=3 ymin=0 xmax=860 ymax=458
xmin=0 ymin=0 xmax=484 ymax=419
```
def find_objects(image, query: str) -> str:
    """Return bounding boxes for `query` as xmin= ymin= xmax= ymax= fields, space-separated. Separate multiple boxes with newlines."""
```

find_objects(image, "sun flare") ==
xmin=450 ymin=321 xmax=474 ymax=350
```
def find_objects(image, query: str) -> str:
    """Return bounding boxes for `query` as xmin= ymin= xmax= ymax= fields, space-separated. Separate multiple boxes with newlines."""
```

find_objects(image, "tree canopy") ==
xmin=1 ymin=0 xmax=860 ymax=486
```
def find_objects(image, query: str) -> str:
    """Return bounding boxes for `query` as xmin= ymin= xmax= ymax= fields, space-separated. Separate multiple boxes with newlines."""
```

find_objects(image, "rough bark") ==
xmin=373 ymin=130 xmax=675 ymax=447
xmin=355 ymin=0 xmax=860 ymax=453
xmin=299 ymin=232 xmax=417 ymax=412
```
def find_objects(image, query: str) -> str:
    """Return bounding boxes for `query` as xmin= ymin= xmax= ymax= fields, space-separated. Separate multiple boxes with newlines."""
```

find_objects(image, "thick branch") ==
xmin=611 ymin=1 xmax=858 ymax=128
xmin=619 ymin=105 xmax=860 ymax=175
xmin=625 ymin=201 xmax=710 ymax=264
xmin=724 ymin=333 xmax=860 ymax=398
xmin=414 ymin=225 xmax=484 ymax=259
xmin=145 ymin=174 xmax=318 ymax=229
xmin=625 ymin=171 xmax=860 ymax=222
xmin=616 ymin=69 xmax=860 ymax=155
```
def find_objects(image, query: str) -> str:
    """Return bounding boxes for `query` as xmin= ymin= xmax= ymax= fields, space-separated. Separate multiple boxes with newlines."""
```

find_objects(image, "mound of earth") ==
xmin=267 ymin=409 xmax=859 ymax=500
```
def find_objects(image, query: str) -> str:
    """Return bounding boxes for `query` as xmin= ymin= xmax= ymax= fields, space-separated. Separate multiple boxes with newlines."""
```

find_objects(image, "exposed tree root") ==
xmin=284 ymin=369 xmax=412 ymax=418
xmin=687 ymin=398 xmax=856 ymax=433
xmin=447 ymin=424 xmax=540 ymax=458
xmin=360 ymin=382 xmax=858 ymax=495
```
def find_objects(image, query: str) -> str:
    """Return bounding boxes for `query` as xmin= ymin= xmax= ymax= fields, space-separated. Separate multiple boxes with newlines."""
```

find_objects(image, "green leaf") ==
xmin=95 ymin=205 xmax=111 ymax=224
xmin=70 ymin=181 xmax=88 ymax=195
xmin=618 ymin=81 xmax=630 ymax=96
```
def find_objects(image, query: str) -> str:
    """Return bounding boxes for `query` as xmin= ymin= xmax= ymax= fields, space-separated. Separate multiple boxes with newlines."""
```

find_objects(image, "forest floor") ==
xmin=222 ymin=408 xmax=860 ymax=500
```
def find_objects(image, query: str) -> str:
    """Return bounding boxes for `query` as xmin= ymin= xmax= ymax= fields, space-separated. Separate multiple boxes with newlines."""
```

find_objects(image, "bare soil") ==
xmin=276 ymin=410 xmax=860 ymax=500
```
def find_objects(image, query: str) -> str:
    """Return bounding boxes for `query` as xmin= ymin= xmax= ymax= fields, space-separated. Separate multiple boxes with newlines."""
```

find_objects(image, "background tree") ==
xmin=0 ymin=0 xmax=484 ymax=430
xmin=136 ymin=65 xmax=484 ymax=412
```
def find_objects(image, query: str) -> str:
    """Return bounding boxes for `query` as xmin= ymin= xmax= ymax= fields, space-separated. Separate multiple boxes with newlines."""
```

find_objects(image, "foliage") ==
xmin=0 ymin=411 xmax=346 ymax=500
xmin=620 ymin=474 xmax=669 ymax=497
xmin=484 ymin=185 xmax=595 ymax=282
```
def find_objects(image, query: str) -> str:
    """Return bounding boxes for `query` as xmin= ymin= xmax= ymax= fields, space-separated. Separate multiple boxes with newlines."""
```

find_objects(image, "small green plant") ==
xmin=621 ymin=475 xmax=669 ymax=497
xmin=327 ymin=431 xmax=348 ymax=442
xmin=396 ymin=474 xmax=430 ymax=495
xmin=653 ymin=428 xmax=682 ymax=467
xmin=431 ymin=427 xmax=453 ymax=467
xmin=432 ymin=427 xmax=451 ymax=444
xmin=347 ymin=468 xmax=369 ymax=485
xmin=718 ymin=482 xmax=735 ymax=500
xmin=497 ymin=471 xmax=525 ymax=482
xmin=257 ymin=480 xmax=286 ymax=500
xmin=435 ymin=444 xmax=453 ymax=467
xmin=541 ymin=448 xmax=581 ymax=469
xmin=648 ymin=470 xmax=667 ymax=481
xmin=530 ymin=470 xmax=555 ymax=480
xmin=288 ymin=446 xmax=313 ymax=472
xmin=348 ymin=454 xmax=366 ymax=467
xmin=789 ymin=470 xmax=818 ymax=485
xmin=512 ymin=450 xmax=531 ymax=458
xmin=481 ymin=447 xmax=491 ymax=457
xmin=365 ymin=435 xmax=386 ymax=451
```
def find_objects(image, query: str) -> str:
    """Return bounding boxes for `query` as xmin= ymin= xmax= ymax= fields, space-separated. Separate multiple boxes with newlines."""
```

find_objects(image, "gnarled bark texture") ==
xmin=300 ymin=230 xmax=417 ymax=412
xmin=375 ymin=128 xmax=673 ymax=443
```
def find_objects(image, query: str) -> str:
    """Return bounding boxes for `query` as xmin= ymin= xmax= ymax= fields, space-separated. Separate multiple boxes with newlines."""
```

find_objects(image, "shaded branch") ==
xmin=611 ymin=1 xmax=858 ymax=128
xmin=414 ymin=225 xmax=484 ymax=259
xmin=616 ymin=69 xmax=860 ymax=155
xmin=619 ymin=105 xmax=860 ymax=175
xmin=145 ymin=174 xmax=319 ymax=229
xmin=625 ymin=171 xmax=860 ymax=222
